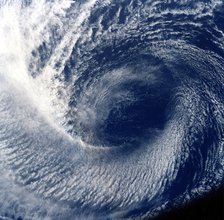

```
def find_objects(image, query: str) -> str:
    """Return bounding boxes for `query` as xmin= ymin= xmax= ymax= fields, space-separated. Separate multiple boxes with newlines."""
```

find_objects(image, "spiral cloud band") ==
xmin=0 ymin=0 xmax=223 ymax=219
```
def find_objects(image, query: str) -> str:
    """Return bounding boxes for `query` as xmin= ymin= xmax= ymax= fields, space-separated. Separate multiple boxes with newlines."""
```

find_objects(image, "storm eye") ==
xmin=96 ymin=78 xmax=174 ymax=149
xmin=69 ymin=57 xmax=176 ymax=148
xmin=100 ymin=81 xmax=169 ymax=147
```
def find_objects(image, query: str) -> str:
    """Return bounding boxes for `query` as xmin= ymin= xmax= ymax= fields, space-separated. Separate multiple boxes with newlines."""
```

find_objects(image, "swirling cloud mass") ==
xmin=0 ymin=0 xmax=223 ymax=219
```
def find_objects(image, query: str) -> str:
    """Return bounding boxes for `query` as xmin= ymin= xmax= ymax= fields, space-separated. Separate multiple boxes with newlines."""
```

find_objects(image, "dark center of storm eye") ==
xmin=94 ymin=79 xmax=173 ymax=147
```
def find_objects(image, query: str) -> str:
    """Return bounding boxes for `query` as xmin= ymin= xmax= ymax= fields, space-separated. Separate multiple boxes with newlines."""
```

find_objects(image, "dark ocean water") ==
xmin=0 ymin=0 xmax=223 ymax=219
